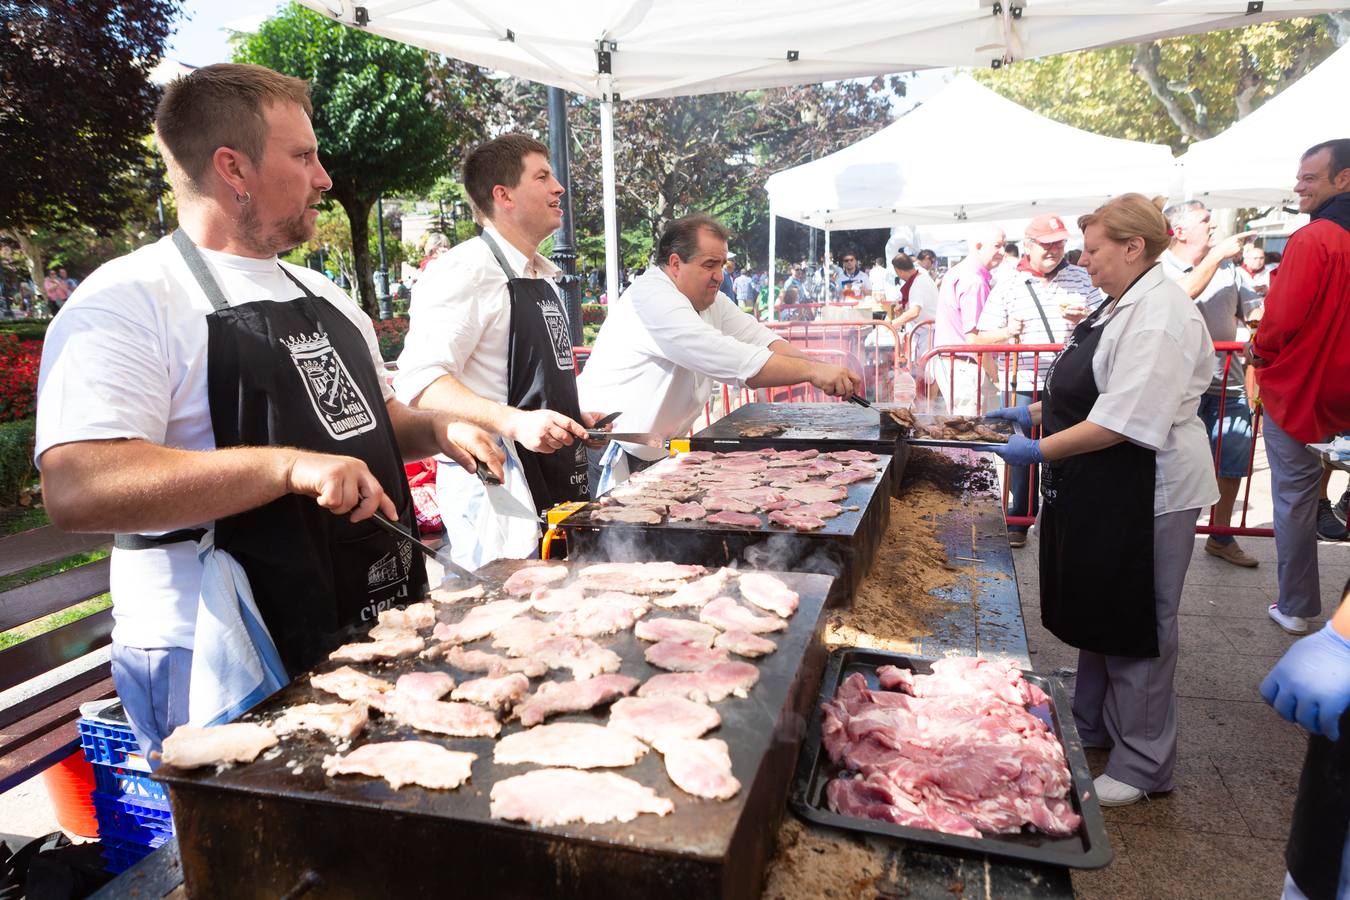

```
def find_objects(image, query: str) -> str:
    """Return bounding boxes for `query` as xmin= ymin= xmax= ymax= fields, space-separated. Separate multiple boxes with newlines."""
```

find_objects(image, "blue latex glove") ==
xmin=994 ymin=434 xmax=1044 ymax=466
xmin=986 ymin=405 xmax=1034 ymax=434
xmin=1260 ymin=624 xmax=1350 ymax=740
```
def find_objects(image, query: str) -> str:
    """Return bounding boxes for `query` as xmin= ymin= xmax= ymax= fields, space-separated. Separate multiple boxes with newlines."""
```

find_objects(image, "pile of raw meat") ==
xmin=821 ymin=657 xmax=1081 ymax=839
xmin=593 ymin=448 xmax=885 ymax=532
xmin=158 ymin=562 xmax=804 ymax=830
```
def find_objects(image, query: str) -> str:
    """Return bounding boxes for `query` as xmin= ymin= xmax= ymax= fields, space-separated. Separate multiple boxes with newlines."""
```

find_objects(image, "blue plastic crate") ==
xmin=78 ymin=717 xmax=140 ymax=769
xmin=100 ymin=834 xmax=169 ymax=875
xmin=91 ymin=764 xmax=169 ymax=804
xmin=91 ymin=792 xmax=174 ymax=841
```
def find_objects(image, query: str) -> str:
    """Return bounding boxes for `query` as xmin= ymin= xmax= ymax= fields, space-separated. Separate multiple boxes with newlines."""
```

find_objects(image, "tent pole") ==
xmin=767 ymin=200 xmax=777 ymax=321
xmin=823 ymin=228 xmax=832 ymax=301
xmin=600 ymin=97 xmax=620 ymax=306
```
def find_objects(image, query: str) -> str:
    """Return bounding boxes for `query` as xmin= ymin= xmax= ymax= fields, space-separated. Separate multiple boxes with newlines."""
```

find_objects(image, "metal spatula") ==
xmin=473 ymin=466 xmax=540 ymax=521
xmin=371 ymin=511 xmax=483 ymax=585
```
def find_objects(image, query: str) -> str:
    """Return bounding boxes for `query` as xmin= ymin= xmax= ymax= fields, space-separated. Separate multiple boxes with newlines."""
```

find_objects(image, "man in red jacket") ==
xmin=1250 ymin=138 xmax=1350 ymax=635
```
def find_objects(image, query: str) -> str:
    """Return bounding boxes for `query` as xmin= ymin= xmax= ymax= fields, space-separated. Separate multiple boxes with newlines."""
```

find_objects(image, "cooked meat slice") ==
xmin=636 ymin=671 xmax=713 ymax=703
xmin=494 ymin=722 xmax=649 ymax=769
xmin=767 ymin=471 xmax=811 ymax=486
xmin=329 ymin=631 xmax=425 ymax=663
xmin=783 ymin=484 xmax=848 ymax=503
xmin=451 ymin=673 xmax=530 ymax=709
xmin=739 ymin=572 xmax=800 ymax=617
xmin=702 ymin=494 xmax=757 ymax=514
xmin=491 ymin=618 xmax=563 ymax=655
xmin=653 ymin=568 xmax=733 ymax=609
xmin=370 ymin=692 xmax=501 ymax=738
xmin=443 ymin=646 xmax=548 ymax=678
xmin=655 ymin=738 xmax=741 ymax=800
xmin=429 ymin=583 xmax=486 ymax=605
xmin=159 ymin=723 xmax=277 ymax=769
xmin=644 ymin=639 xmax=730 ymax=672
xmin=805 ymin=459 xmax=844 ymax=475
xmin=394 ymin=671 xmax=456 ymax=700
xmin=609 ymin=696 xmax=721 ymax=744
xmin=638 ymin=662 xmax=759 ymax=704
xmin=272 ymin=701 xmax=369 ymax=742
xmin=490 ymin=769 xmax=673 ymax=826
xmin=825 ymin=467 xmax=875 ymax=487
xmin=369 ymin=602 xmax=437 ymax=639
xmin=528 ymin=584 xmax=587 ymax=614
xmin=668 ymin=502 xmax=707 ymax=521
xmin=554 ymin=593 xmax=650 ymax=637
xmin=722 ymin=487 xmax=785 ymax=507
xmin=431 ymin=600 xmax=529 ymax=645
xmin=522 ymin=636 xmax=622 ymax=680
xmin=700 ymin=596 xmax=787 ymax=633
xmin=792 ymin=500 xmax=844 ymax=518
xmin=609 ymin=495 xmax=668 ymax=512
xmin=706 ymin=510 xmax=762 ymax=528
xmin=974 ymin=424 xmax=1010 ymax=443
xmin=515 ymin=674 xmax=640 ymax=726
xmin=575 ymin=561 xmax=703 ymax=595
xmin=502 ymin=565 xmax=568 ymax=596
xmin=713 ymin=628 xmax=778 ymax=657
xmin=635 ymin=617 xmax=719 ymax=646
xmin=323 ymin=741 xmax=475 ymax=791
xmin=828 ymin=450 xmax=880 ymax=462
xmin=767 ymin=509 xmax=826 ymax=531
xmin=311 ymin=666 xmax=395 ymax=702
xmin=592 ymin=506 xmax=662 ymax=525
xmin=680 ymin=451 xmax=717 ymax=462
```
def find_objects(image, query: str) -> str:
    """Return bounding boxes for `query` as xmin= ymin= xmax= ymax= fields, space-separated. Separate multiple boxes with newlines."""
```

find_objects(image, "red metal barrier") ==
xmin=764 ymin=320 xmax=905 ymax=404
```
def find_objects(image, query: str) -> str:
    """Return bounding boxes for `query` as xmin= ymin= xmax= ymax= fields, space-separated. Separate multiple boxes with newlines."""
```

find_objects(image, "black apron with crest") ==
xmin=1039 ymin=296 xmax=1159 ymax=658
xmin=1287 ymin=725 xmax=1350 ymax=900
xmin=479 ymin=232 xmax=589 ymax=513
xmin=129 ymin=230 xmax=427 ymax=674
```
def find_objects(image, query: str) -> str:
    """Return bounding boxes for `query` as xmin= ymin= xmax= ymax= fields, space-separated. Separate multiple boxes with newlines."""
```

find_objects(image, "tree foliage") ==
xmin=235 ymin=3 xmax=498 ymax=314
xmin=973 ymin=17 xmax=1343 ymax=151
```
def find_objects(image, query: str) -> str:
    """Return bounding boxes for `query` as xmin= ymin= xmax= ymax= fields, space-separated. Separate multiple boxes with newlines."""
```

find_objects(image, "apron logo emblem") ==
xmin=367 ymin=550 xmax=404 ymax=589
xmin=281 ymin=330 xmax=377 ymax=441
xmin=398 ymin=539 xmax=413 ymax=574
xmin=537 ymin=296 xmax=574 ymax=371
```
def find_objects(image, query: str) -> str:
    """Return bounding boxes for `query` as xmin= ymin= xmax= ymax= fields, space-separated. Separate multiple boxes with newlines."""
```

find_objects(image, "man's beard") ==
xmin=238 ymin=202 xmax=314 ymax=257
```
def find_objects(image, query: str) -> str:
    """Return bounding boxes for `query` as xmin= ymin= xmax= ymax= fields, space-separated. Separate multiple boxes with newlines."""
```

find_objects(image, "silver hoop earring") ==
xmin=236 ymin=191 xmax=251 ymax=205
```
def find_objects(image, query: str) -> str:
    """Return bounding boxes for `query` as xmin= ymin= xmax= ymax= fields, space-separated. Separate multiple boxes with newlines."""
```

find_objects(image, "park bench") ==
xmin=0 ymin=525 xmax=114 ymax=794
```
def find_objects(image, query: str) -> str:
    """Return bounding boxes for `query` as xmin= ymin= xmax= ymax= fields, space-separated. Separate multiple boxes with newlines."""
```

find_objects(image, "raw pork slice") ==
xmin=494 ymin=722 xmax=648 ymax=769
xmin=442 ymin=646 xmax=547 ymax=678
xmin=668 ymin=502 xmax=707 ymax=521
xmin=738 ymin=572 xmax=800 ymax=617
xmin=768 ymin=509 xmax=825 ymax=531
xmin=767 ymin=471 xmax=811 ymax=486
xmin=524 ymin=636 xmax=623 ymax=680
xmin=395 ymin=671 xmax=455 ymax=700
xmin=371 ymin=692 xmax=501 ymax=738
xmin=592 ymin=506 xmax=662 ymax=525
xmin=329 ymin=631 xmax=425 ymax=663
xmin=575 ymin=561 xmax=703 ymax=595
xmin=430 ymin=583 xmax=485 ymax=605
xmin=491 ymin=618 xmax=562 ymax=655
xmin=654 ymin=568 xmax=734 ymax=609
xmin=714 ymin=629 xmax=777 ymax=657
xmin=528 ymin=584 xmax=587 ymax=614
xmin=644 ymin=639 xmax=730 ymax=672
xmin=451 ymin=673 xmax=530 ymax=709
xmin=554 ymin=593 xmax=650 ymax=637
xmin=699 ymin=596 xmax=787 ymax=634
xmin=490 ymin=769 xmax=672 ymax=826
xmin=311 ymin=666 xmax=394 ymax=702
xmin=272 ymin=702 xmax=369 ymax=742
xmin=825 ymin=468 xmax=875 ymax=487
xmin=432 ymin=600 xmax=529 ymax=645
xmin=503 ymin=565 xmax=568 ymax=596
xmin=638 ymin=662 xmax=759 ymax=703
xmin=792 ymin=501 xmax=844 ymax=519
xmin=159 ymin=723 xmax=277 ymax=769
xmin=369 ymin=602 xmax=437 ymax=639
xmin=609 ymin=696 xmax=721 ymax=744
xmin=706 ymin=510 xmax=762 ymax=528
xmin=635 ymin=617 xmax=719 ymax=646
xmin=829 ymin=449 xmax=879 ymax=462
xmin=702 ymin=494 xmax=757 ymax=514
xmin=323 ymin=741 xmax=475 ymax=790
xmin=784 ymin=484 xmax=848 ymax=503
xmin=656 ymin=738 xmax=741 ymax=800
xmin=515 ymin=674 xmax=640 ymax=727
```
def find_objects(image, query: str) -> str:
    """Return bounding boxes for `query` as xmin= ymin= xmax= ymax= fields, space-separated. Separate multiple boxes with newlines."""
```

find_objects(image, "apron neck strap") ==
xmin=478 ymin=230 xmax=520 ymax=280
xmin=277 ymin=266 xmax=319 ymax=298
xmin=172 ymin=229 xmax=232 ymax=313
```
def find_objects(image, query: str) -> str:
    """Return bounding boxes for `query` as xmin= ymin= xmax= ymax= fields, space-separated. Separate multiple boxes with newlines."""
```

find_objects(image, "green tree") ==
xmin=974 ymin=17 xmax=1346 ymax=151
xmin=235 ymin=3 xmax=495 ymax=315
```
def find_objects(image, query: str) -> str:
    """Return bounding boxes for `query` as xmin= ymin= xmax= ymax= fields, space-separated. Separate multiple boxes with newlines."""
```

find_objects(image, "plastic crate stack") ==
xmin=77 ymin=700 xmax=174 ymax=874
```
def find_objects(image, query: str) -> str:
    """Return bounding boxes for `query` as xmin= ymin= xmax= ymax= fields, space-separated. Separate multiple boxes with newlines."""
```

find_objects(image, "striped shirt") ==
xmin=976 ymin=261 xmax=1102 ymax=392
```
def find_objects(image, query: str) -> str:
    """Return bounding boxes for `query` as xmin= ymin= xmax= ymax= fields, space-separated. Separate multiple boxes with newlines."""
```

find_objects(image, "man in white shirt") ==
xmin=34 ymin=64 xmax=502 ymax=756
xmin=835 ymin=251 xmax=871 ymax=301
xmin=882 ymin=252 xmax=938 ymax=367
xmin=577 ymin=214 xmax=863 ymax=492
xmin=868 ymin=256 xmax=890 ymax=300
xmin=395 ymin=134 xmax=608 ymax=569
xmin=732 ymin=267 xmax=756 ymax=309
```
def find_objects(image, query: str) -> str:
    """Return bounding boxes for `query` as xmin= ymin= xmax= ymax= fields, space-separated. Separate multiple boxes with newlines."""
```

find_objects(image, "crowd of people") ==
xmin=0 ymin=266 xmax=80 ymax=319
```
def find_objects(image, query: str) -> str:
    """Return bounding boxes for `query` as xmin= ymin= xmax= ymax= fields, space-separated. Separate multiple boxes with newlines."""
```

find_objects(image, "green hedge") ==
xmin=0 ymin=321 xmax=50 ymax=341
xmin=0 ymin=418 xmax=36 ymax=507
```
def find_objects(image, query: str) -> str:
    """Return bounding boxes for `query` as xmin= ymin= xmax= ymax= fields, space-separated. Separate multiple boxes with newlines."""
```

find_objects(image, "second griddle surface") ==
xmin=691 ymin=402 xmax=896 ymax=445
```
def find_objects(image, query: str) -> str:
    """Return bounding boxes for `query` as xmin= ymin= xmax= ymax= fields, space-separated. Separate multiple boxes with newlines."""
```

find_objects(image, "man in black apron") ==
xmin=36 ymin=64 xmax=502 ymax=754
xmin=392 ymin=134 xmax=607 ymax=569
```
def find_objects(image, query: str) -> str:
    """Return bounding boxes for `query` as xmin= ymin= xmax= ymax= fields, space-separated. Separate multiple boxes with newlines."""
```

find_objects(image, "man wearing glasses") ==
xmin=974 ymin=214 xmax=1102 ymax=547
xmin=835 ymin=252 xmax=871 ymax=301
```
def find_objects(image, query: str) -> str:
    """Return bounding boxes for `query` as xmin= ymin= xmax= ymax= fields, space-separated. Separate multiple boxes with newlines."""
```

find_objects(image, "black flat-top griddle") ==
xmin=154 ymin=560 xmax=835 ymax=900
xmin=560 ymin=452 xmax=892 ymax=605
xmin=790 ymin=647 xmax=1112 ymax=870
xmin=689 ymin=402 xmax=909 ymax=491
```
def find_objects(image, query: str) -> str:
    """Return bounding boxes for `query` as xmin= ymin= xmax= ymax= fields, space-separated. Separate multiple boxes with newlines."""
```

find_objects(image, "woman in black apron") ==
xmin=991 ymin=194 xmax=1217 ymax=808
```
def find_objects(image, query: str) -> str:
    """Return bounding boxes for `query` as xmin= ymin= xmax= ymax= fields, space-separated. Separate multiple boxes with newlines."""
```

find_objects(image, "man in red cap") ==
xmin=976 ymin=213 xmax=1102 ymax=546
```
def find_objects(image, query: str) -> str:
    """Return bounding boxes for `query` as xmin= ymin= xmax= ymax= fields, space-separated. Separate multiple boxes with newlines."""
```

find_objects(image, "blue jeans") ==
xmin=1197 ymin=392 xmax=1254 ymax=479
xmin=1008 ymin=391 xmax=1038 ymax=534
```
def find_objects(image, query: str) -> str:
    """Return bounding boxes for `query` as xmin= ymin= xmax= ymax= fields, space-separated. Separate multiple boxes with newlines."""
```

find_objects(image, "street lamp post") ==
xmin=375 ymin=195 xmax=392 ymax=320
xmin=547 ymin=86 xmax=583 ymax=346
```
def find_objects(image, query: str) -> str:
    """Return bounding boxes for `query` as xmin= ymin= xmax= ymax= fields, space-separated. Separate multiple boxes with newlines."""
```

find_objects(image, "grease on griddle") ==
xmin=738 ymin=423 xmax=786 ymax=438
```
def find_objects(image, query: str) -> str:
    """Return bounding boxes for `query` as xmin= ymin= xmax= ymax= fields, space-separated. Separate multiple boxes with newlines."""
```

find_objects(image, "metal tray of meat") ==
xmin=904 ymin=415 xmax=1014 ymax=452
xmin=788 ymin=647 xmax=1112 ymax=870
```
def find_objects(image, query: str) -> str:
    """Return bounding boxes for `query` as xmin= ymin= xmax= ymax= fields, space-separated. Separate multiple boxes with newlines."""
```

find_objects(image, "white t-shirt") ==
xmin=394 ymin=225 xmax=562 ymax=406
xmin=35 ymin=236 xmax=391 ymax=651
xmin=577 ymin=267 xmax=777 ymax=459
xmin=1082 ymin=264 xmax=1220 ymax=516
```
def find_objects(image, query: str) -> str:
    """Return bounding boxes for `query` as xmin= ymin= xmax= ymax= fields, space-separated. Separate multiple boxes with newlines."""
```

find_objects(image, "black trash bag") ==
xmin=0 ymin=833 xmax=111 ymax=900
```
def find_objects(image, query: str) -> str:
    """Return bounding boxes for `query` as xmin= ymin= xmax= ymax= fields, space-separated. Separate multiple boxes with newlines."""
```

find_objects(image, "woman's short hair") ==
xmin=1078 ymin=193 xmax=1171 ymax=262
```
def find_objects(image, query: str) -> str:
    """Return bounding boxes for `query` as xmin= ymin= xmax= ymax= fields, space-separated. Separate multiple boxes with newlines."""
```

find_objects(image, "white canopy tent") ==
xmin=1181 ymin=42 xmax=1350 ymax=209
xmin=297 ymin=0 xmax=1350 ymax=304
